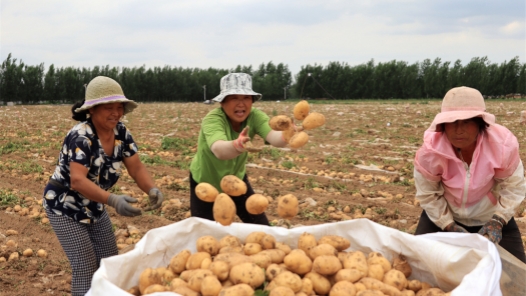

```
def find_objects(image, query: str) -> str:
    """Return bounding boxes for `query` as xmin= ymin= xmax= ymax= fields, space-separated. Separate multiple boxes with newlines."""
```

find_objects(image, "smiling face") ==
xmin=444 ymin=118 xmax=480 ymax=151
xmin=220 ymin=94 xmax=253 ymax=131
xmin=89 ymin=102 xmax=124 ymax=132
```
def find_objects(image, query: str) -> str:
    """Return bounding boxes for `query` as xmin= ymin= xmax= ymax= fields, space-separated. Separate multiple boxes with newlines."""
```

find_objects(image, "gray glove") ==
xmin=444 ymin=222 xmax=469 ymax=233
xmin=144 ymin=187 xmax=163 ymax=211
xmin=107 ymin=194 xmax=142 ymax=217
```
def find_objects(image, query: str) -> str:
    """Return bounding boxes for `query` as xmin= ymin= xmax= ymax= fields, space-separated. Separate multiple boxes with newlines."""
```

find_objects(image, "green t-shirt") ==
xmin=190 ymin=107 xmax=272 ymax=191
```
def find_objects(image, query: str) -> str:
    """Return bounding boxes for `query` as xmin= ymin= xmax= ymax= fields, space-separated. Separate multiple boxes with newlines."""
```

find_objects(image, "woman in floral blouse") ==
xmin=43 ymin=76 xmax=164 ymax=296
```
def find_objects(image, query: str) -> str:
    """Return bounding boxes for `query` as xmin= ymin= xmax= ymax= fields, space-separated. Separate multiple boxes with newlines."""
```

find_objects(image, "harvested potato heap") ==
xmin=269 ymin=100 xmax=326 ymax=149
xmin=129 ymin=231 xmax=451 ymax=296
xmin=196 ymin=176 xmax=300 ymax=226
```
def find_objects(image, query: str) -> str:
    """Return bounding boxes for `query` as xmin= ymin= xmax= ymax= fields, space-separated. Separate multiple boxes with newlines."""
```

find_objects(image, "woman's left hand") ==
xmin=145 ymin=188 xmax=164 ymax=211
xmin=478 ymin=215 xmax=506 ymax=243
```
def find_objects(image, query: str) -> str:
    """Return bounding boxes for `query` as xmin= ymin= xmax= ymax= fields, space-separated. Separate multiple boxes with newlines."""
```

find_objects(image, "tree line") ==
xmin=0 ymin=53 xmax=524 ymax=104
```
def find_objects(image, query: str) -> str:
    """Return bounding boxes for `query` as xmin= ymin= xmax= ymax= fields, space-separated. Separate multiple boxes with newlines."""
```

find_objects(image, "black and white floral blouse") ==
xmin=43 ymin=118 xmax=138 ymax=223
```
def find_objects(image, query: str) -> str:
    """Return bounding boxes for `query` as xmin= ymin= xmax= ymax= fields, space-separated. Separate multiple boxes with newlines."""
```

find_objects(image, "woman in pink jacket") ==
xmin=414 ymin=86 xmax=526 ymax=263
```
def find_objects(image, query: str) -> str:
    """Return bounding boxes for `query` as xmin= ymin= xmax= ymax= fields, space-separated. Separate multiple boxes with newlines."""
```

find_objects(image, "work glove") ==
xmin=444 ymin=221 xmax=469 ymax=233
xmin=478 ymin=214 xmax=506 ymax=244
xmin=232 ymin=126 xmax=250 ymax=152
xmin=144 ymin=187 xmax=164 ymax=211
xmin=107 ymin=194 xmax=142 ymax=217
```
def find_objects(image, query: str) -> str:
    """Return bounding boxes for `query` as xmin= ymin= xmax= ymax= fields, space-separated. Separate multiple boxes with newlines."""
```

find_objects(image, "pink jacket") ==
xmin=415 ymin=123 xmax=520 ymax=209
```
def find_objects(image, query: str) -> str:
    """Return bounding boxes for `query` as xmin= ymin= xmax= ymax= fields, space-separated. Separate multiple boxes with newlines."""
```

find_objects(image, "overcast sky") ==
xmin=1 ymin=0 xmax=524 ymax=79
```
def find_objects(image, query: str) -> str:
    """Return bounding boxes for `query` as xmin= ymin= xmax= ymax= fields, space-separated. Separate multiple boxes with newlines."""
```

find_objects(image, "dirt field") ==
xmin=1 ymin=100 xmax=525 ymax=295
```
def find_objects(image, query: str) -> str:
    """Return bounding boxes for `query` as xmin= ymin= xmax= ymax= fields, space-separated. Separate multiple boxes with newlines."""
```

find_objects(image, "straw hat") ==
xmin=74 ymin=76 xmax=138 ymax=114
xmin=212 ymin=73 xmax=262 ymax=103
xmin=429 ymin=86 xmax=495 ymax=132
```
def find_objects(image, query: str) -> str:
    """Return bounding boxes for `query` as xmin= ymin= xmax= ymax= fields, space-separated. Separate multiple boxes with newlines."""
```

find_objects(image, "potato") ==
xmin=343 ymin=251 xmax=369 ymax=275
xmin=229 ymin=262 xmax=265 ymax=288
xmin=367 ymin=252 xmax=392 ymax=273
xmin=197 ymin=236 xmax=220 ymax=256
xmin=126 ymin=285 xmax=141 ymax=296
xmin=275 ymin=242 xmax=292 ymax=255
xmin=243 ymin=243 xmax=263 ymax=255
xmin=313 ymin=255 xmax=343 ymax=275
xmin=170 ymin=249 xmax=192 ymax=274
xmin=368 ymin=264 xmax=385 ymax=281
xmin=201 ymin=257 xmax=212 ymax=269
xmin=334 ymin=268 xmax=364 ymax=283
xmin=259 ymin=249 xmax=286 ymax=264
xmin=301 ymin=277 xmax=314 ymax=295
xmin=180 ymin=270 xmax=198 ymax=282
xmin=304 ymin=271 xmax=332 ymax=295
xmin=356 ymin=290 xmax=384 ymax=296
xmin=201 ymin=274 xmax=222 ymax=296
xmin=277 ymin=194 xmax=299 ymax=219
xmin=269 ymin=115 xmax=293 ymax=131
xmin=213 ymin=193 xmax=237 ymax=226
xmin=143 ymin=284 xmax=167 ymax=294
xmin=416 ymin=288 xmax=446 ymax=296
xmin=283 ymin=249 xmax=312 ymax=275
xmin=37 ymin=249 xmax=47 ymax=258
xmin=186 ymin=252 xmax=212 ymax=270
xmin=266 ymin=263 xmax=286 ymax=281
xmin=246 ymin=194 xmax=269 ymax=215
xmin=209 ymin=261 xmax=230 ymax=281
xmin=261 ymin=234 xmax=277 ymax=249
xmin=282 ymin=125 xmax=296 ymax=143
xmin=250 ymin=252 xmax=272 ymax=268
xmin=407 ymin=280 xmax=422 ymax=292
xmin=401 ymin=290 xmax=416 ymax=296
xmin=298 ymin=232 xmax=318 ymax=255
xmin=269 ymin=286 xmax=295 ymax=296
xmin=273 ymin=271 xmax=303 ymax=292
xmin=293 ymin=100 xmax=310 ymax=120
xmin=188 ymin=269 xmax=214 ymax=292
xmin=172 ymin=286 xmax=200 ymax=296
xmin=214 ymin=252 xmax=251 ymax=269
xmin=168 ymin=278 xmax=189 ymax=290
xmin=220 ymin=175 xmax=247 ymax=196
xmin=354 ymin=282 xmax=367 ymax=292
xmin=219 ymin=235 xmax=242 ymax=248
xmin=393 ymin=255 xmax=412 ymax=278
xmin=22 ymin=249 xmax=33 ymax=257
xmin=383 ymin=269 xmax=407 ymax=291
xmin=329 ymin=280 xmax=357 ymax=296
xmin=318 ymin=235 xmax=351 ymax=252
xmin=195 ymin=182 xmax=219 ymax=202
xmin=289 ymin=131 xmax=309 ymax=149
xmin=245 ymin=231 xmax=266 ymax=244
xmin=219 ymin=246 xmax=244 ymax=254
xmin=310 ymin=243 xmax=338 ymax=260
xmin=302 ymin=112 xmax=326 ymax=130
xmin=219 ymin=283 xmax=255 ymax=296
xmin=139 ymin=267 xmax=175 ymax=294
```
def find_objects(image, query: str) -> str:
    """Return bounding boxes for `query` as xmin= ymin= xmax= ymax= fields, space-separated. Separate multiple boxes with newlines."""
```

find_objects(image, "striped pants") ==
xmin=46 ymin=208 xmax=118 ymax=296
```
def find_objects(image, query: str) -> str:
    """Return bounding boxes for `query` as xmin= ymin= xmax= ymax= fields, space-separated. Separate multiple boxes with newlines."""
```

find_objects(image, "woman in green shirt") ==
xmin=189 ymin=73 xmax=288 ymax=225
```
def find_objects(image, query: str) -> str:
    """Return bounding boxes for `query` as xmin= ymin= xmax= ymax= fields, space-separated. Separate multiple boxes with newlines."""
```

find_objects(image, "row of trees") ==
xmin=296 ymin=57 xmax=525 ymax=99
xmin=0 ymin=53 xmax=524 ymax=104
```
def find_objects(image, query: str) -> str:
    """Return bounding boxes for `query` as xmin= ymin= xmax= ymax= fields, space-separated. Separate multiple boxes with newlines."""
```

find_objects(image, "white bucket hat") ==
xmin=212 ymin=73 xmax=262 ymax=103
xmin=429 ymin=86 xmax=495 ymax=132
xmin=74 ymin=76 xmax=138 ymax=115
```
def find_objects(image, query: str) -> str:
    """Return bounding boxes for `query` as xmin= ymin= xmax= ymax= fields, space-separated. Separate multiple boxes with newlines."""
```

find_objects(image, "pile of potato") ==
xmin=195 ymin=175 xmax=299 ymax=226
xmin=269 ymin=100 xmax=326 ymax=149
xmin=127 ymin=231 xmax=450 ymax=296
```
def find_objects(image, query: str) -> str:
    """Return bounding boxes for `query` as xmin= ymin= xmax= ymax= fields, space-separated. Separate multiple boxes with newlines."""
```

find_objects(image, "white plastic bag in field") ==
xmin=87 ymin=217 xmax=502 ymax=296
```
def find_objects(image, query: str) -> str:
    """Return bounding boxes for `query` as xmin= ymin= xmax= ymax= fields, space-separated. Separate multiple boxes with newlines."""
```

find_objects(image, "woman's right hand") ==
xmin=107 ymin=193 xmax=142 ymax=217
xmin=444 ymin=221 xmax=469 ymax=233
xmin=232 ymin=126 xmax=250 ymax=152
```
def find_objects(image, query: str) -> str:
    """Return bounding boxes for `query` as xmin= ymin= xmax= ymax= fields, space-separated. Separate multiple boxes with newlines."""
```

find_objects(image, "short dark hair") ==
xmin=439 ymin=117 xmax=489 ymax=133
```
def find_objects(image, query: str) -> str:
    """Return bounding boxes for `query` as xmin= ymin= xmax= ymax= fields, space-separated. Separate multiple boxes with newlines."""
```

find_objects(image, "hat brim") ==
xmin=429 ymin=110 xmax=495 ymax=132
xmin=74 ymin=95 xmax=138 ymax=115
xmin=212 ymin=89 xmax=262 ymax=103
